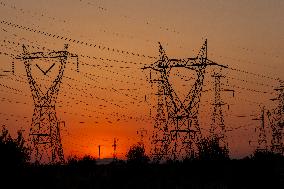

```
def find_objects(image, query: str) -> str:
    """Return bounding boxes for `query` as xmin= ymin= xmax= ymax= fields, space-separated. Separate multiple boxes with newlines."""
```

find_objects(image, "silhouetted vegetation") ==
xmin=0 ymin=126 xmax=30 ymax=169
xmin=0 ymin=126 xmax=283 ymax=189
xmin=197 ymin=136 xmax=229 ymax=160
xmin=126 ymin=143 xmax=149 ymax=165
xmin=249 ymin=149 xmax=284 ymax=161
xmin=67 ymin=155 xmax=97 ymax=168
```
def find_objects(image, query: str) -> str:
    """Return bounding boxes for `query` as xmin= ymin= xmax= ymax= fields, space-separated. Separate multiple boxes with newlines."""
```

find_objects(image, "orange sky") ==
xmin=0 ymin=0 xmax=283 ymax=160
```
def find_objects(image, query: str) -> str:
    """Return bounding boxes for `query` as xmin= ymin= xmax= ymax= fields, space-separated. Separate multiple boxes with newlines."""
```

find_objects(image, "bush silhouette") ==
xmin=197 ymin=136 xmax=229 ymax=160
xmin=250 ymin=149 xmax=284 ymax=160
xmin=0 ymin=126 xmax=30 ymax=168
xmin=67 ymin=155 xmax=96 ymax=168
xmin=126 ymin=143 xmax=149 ymax=165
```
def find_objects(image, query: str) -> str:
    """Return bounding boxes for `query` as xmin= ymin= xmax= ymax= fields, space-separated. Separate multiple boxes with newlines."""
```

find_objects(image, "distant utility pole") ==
xmin=16 ymin=44 xmax=78 ymax=164
xmin=98 ymin=145 xmax=102 ymax=159
xmin=112 ymin=138 xmax=118 ymax=160
xmin=210 ymin=70 xmax=234 ymax=151
xmin=252 ymin=106 xmax=268 ymax=152
xmin=267 ymin=80 xmax=284 ymax=154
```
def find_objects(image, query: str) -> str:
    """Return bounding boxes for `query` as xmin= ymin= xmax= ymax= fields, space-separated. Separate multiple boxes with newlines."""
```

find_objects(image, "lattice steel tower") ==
xmin=210 ymin=70 xmax=233 ymax=151
xmin=267 ymin=80 xmax=284 ymax=154
xmin=144 ymin=40 xmax=227 ymax=162
xmin=17 ymin=44 xmax=74 ymax=164
xmin=253 ymin=106 xmax=268 ymax=152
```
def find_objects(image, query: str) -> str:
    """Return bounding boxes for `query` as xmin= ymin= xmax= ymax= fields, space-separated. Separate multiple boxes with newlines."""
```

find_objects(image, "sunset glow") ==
xmin=0 ymin=0 xmax=283 ymax=162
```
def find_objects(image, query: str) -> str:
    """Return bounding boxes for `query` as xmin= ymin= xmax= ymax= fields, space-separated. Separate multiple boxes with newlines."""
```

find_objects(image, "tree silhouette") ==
xmin=250 ymin=149 xmax=284 ymax=161
xmin=0 ymin=126 xmax=30 ymax=169
xmin=197 ymin=136 xmax=229 ymax=160
xmin=67 ymin=155 xmax=97 ymax=168
xmin=126 ymin=143 xmax=149 ymax=165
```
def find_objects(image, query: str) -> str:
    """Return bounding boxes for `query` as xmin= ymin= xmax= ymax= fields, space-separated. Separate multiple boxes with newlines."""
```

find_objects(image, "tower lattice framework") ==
xmin=210 ymin=71 xmax=233 ymax=150
xmin=267 ymin=80 xmax=284 ymax=154
xmin=253 ymin=106 xmax=268 ymax=152
xmin=17 ymin=44 xmax=73 ymax=164
xmin=144 ymin=40 xmax=227 ymax=162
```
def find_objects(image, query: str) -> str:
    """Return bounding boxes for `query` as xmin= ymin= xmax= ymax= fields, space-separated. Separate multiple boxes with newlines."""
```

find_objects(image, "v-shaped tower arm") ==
xmin=160 ymin=70 xmax=185 ymax=114
xmin=17 ymin=44 xmax=71 ymax=103
xmin=183 ymin=40 xmax=227 ymax=116
xmin=48 ymin=44 xmax=69 ymax=97
xmin=181 ymin=40 xmax=207 ymax=116
xmin=21 ymin=45 xmax=43 ymax=104
xmin=183 ymin=67 xmax=206 ymax=117
xmin=143 ymin=43 xmax=185 ymax=112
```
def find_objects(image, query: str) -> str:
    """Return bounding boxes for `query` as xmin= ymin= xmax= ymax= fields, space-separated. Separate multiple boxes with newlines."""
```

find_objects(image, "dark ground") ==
xmin=1 ymin=159 xmax=284 ymax=189
xmin=1 ymin=129 xmax=283 ymax=189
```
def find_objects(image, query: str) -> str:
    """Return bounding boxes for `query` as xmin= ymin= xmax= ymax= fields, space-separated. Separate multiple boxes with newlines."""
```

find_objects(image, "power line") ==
xmin=228 ymin=67 xmax=280 ymax=81
xmin=2 ymin=39 xmax=149 ymax=67
xmin=1 ymin=73 xmax=152 ymax=121
xmin=2 ymin=38 xmax=279 ymax=86
xmin=209 ymin=52 xmax=280 ymax=70
xmin=222 ymin=83 xmax=274 ymax=95
xmin=0 ymin=1 xmax=68 ymax=24
xmin=0 ymin=20 xmax=157 ymax=59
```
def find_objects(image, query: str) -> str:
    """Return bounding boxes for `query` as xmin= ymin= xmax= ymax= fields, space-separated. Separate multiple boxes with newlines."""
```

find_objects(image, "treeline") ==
xmin=0 ymin=127 xmax=283 ymax=189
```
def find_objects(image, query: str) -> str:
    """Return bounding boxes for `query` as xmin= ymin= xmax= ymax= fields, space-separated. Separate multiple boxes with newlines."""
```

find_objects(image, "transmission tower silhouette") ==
xmin=210 ymin=70 xmax=234 ymax=151
xmin=143 ymin=40 xmax=227 ymax=162
xmin=16 ymin=44 xmax=77 ymax=164
xmin=112 ymin=138 xmax=118 ymax=160
xmin=137 ymin=128 xmax=147 ymax=147
xmin=252 ymin=106 xmax=268 ymax=152
xmin=267 ymin=80 xmax=284 ymax=154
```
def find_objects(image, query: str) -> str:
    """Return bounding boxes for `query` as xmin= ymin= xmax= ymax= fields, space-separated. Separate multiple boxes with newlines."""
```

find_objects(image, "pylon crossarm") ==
xmin=16 ymin=51 xmax=68 ymax=60
xmin=151 ymin=153 xmax=168 ymax=156
xmin=206 ymin=59 xmax=228 ymax=68
xmin=30 ymin=133 xmax=50 ymax=136
xmin=153 ymin=139 xmax=169 ymax=142
xmin=142 ymin=59 xmax=167 ymax=71
xmin=143 ymin=57 xmax=201 ymax=71
xmin=166 ymin=58 xmax=196 ymax=68
xmin=141 ymin=66 xmax=162 ymax=72
xmin=170 ymin=129 xmax=197 ymax=134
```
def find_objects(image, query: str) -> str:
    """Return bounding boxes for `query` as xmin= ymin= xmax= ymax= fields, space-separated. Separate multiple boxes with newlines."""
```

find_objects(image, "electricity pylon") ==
xmin=16 ymin=44 xmax=77 ymax=164
xmin=252 ymin=106 xmax=268 ymax=152
xmin=210 ymin=70 xmax=234 ymax=151
xmin=143 ymin=40 xmax=227 ymax=162
xmin=267 ymin=80 xmax=284 ymax=154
